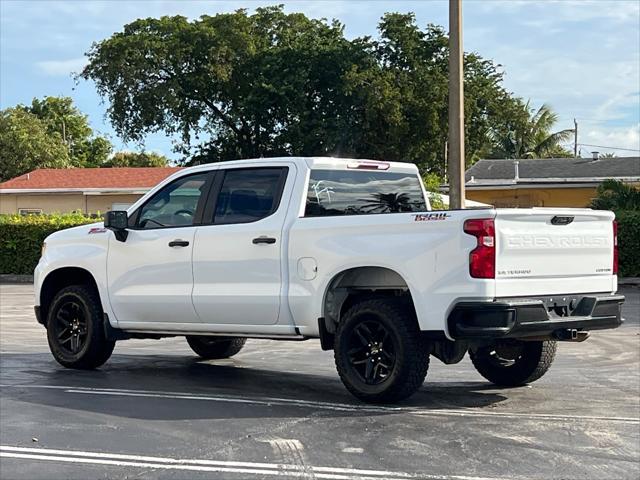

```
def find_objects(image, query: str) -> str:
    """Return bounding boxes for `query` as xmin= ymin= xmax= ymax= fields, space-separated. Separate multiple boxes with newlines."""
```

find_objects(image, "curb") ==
xmin=619 ymin=277 xmax=640 ymax=286
xmin=0 ymin=274 xmax=34 ymax=284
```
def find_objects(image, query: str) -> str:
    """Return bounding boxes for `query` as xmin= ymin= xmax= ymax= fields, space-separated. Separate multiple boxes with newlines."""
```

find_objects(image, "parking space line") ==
xmin=411 ymin=409 xmax=640 ymax=423
xmin=2 ymin=383 xmax=639 ymax=424
xmin=0 ymin=446 xmax=498 ymax=480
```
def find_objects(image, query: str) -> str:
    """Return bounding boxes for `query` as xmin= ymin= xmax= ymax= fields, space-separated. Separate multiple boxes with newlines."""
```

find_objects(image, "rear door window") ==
xmin=213 ymin=168 xmax=288 ymax=224
xmin=305 ymin=170 xmax=427 ymax=217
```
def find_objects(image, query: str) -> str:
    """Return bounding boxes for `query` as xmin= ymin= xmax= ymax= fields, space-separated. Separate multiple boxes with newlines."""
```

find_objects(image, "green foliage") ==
xmin=23 ymin=96 xmax=113 ymax=167
xmin=489 ymin=101 xmax=574 ymax=159
xmin=0 ymin=108 xmax=71 ymax=181
xmin=82 ymin=7 xmax=362 ymax=163
xmin=0 ymin=96 xmax=114 ymax=181
xmin=0 ymin=213 xmax=96 ymax=275
xmin=616 ymin=210 xmax=640 ymax=277
xmin=422 ymin=172 xmax=446 ymax=210
xmin=591 ymin=179 xmax=640 ymax=211
xmin=104 ymin=151 xmax=169 ymax=167
xmin=81 ymin=7 xmax=525 ymax=172
xmin=591 ymin=181 xmax=639 ymax=276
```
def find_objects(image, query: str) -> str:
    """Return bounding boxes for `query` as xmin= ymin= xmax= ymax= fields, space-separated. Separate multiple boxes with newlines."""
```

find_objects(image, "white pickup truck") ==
xmin=34 ymin=157 xmax=624 ymax=403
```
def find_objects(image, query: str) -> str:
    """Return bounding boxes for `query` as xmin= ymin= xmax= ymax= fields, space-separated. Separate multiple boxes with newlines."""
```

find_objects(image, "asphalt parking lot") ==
xmin=0 ymin=283 xmax=638 ymax=480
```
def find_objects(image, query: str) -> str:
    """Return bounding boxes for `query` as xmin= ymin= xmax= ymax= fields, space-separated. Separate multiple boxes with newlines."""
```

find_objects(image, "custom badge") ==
xmin=414 ymin=212 xmax=450 ymax=222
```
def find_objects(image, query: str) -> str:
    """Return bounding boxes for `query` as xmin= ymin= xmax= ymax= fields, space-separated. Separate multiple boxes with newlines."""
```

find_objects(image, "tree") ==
xmin=104 ymin=151 xmax=169 ymax=167
xmin=591 ymin=179 xmax=640 ymax=211
xmin=343 ymin=15 xmax=526 ymax=173
xmin=0 ymin=108 xmax=71 ymax=182
xmin=23 ymin=96 xmax=112 ymax=167
xmin=82 ymin=7 xmax=368 ymax=164
xmin=489 ymin=101 xmax=574 ymax=159
xmin=81 ymin=7 xmax=525 ymax=173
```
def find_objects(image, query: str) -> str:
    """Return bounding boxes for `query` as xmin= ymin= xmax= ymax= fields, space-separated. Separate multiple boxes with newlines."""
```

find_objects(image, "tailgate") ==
xmin=494 ymin=208 xmax=616 ymax=297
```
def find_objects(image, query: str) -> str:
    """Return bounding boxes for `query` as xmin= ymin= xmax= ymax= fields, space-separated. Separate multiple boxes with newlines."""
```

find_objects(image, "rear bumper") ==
xmin=448 ymin=293 xmax=624 ymax=339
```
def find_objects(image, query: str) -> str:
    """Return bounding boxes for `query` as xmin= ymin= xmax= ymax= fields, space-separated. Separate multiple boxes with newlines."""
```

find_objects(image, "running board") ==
xmin=103 ymin=314 xmax=309 ymax=342
xmin=121 ymin=329 xmax=309 ymax=341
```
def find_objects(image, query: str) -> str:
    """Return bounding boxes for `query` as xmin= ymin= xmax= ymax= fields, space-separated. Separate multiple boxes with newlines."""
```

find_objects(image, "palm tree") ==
xmin=491 ymin=101 xmax=574 ymax=159
xmin=591 ymin=179 xmax=640 ymax=210
xmin=360 ymin=192 xmax=414 ymax=213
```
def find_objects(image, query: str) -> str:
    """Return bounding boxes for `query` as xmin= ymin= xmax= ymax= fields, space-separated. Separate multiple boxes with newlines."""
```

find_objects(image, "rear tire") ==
xmin=186 ymin=336 xmax=247 ymax=359
xmin=469 ymin=340 xmax=557 ymax=386
xmin=46 ymin=285 xmax=115 ymax=369
xmin=334 ymin=298 xmax=429 ymax=403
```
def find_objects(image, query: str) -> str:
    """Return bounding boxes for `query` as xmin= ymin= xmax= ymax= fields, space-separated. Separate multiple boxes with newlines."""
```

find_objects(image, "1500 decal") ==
xmin=414 ymin=213 xmax=450 ymax=221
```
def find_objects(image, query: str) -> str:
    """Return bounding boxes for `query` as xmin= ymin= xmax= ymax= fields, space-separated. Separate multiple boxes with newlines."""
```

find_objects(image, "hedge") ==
xmin=0 ymin=210 xmax=638 ymax=277
xmin=616 ymin=210 xmax=640 ymax=278
xmin=0 ymin=213 xmax=96 ymax=275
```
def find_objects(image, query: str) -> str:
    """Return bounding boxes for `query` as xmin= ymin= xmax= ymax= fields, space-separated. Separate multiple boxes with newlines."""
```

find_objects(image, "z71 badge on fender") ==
xmin=414 ymin=212 xmax=450 ymax=221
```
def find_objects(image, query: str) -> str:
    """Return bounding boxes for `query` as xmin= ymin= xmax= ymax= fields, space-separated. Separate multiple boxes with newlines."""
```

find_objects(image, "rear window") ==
xmin=305 ymin=170 xmax=427 ymax=217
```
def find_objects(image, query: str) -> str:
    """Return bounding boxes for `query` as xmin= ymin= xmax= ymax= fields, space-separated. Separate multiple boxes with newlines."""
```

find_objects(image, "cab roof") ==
xmin=185 ymin=157 xmax=420 ymax=175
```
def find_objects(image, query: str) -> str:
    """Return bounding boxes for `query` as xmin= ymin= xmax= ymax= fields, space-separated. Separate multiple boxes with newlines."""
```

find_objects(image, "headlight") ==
xmin=41 ymin=242 xmax=47 ymax=257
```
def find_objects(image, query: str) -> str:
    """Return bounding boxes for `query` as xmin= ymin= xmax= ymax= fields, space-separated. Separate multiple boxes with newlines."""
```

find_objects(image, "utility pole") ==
xmin=448 ymin=0 xmax=465 ymax=209
xmin=573 ymin=118 xmax=578 ymax=157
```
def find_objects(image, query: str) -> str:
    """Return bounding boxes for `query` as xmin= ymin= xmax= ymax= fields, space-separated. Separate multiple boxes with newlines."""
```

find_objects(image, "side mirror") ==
xmin=104 ymin=210 xmax=129 ymax=242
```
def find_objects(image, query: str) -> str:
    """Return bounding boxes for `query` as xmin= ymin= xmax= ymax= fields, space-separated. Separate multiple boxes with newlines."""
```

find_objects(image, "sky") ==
xmin=1 ymin=0 xmax=639 ymax=161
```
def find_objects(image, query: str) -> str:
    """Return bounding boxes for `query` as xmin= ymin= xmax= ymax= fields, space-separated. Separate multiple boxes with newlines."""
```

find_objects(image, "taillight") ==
xmin=613 ymin=220 xmax=618 ymax=275
xmin=464 ymin=218 xmax=495 ymax=279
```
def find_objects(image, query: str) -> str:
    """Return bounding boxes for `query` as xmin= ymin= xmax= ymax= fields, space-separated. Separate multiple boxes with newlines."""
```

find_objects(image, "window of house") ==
xmin=111 ymin=202 xmax=132 ymax=211
xmin=305 ymin=170 xmax=427 ymax=217
xmin=18 ymin=208 xmax=43 ymax=215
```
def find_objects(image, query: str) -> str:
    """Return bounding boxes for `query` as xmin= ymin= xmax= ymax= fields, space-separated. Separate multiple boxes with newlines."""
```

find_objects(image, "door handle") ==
xmin=168 ymin=239 xmax=190 ymax=247
xmin=252 ymin=236 xmax=276 ymax=245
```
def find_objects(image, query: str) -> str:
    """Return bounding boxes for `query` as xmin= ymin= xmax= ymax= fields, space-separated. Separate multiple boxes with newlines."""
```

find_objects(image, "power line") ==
xmin=577 ymin=143 xmax=640 ymax=152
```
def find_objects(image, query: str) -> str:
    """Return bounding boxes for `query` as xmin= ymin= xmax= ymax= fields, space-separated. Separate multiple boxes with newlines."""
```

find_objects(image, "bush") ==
xmin=0 ymin=213 xmax=96 ymax=275
xmin=422 ymin=172 xmax=447 ymax=210
xmin=616 ymin=210 xmax=640 ymax=278
xmin=591 ymin=180 xmax=640 ymax=211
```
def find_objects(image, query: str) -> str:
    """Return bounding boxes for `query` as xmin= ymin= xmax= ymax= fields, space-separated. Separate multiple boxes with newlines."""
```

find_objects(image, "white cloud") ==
xmin=579 ymin=123 xmax=640 ymax=156
xmin=36 ymin=57 xmax=87 ymax=76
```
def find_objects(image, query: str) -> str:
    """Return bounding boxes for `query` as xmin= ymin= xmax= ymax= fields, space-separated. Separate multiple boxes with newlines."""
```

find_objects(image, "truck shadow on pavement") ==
xmin=1 ymin=352 xmax=509 ymax=421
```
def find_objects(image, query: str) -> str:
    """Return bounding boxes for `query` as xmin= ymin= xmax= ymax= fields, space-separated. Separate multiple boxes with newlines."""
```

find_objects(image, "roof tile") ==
xmin=0 ymin=167 xmax=183 ymax=190
xmin=465 ymin=157 xmax=640 ymax=182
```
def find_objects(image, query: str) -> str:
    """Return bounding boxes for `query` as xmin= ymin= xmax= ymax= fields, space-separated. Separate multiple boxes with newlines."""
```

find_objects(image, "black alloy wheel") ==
xmin=346 ymin=319 xmax=397 ymax=385
xmin=51 ymin=300 xmax=89 ymax=355
xmin=334 ymin=298 xmax=430 ymax=403
xmin=483 ymin=343 xmax=525 ymax=368
xmin=469 ymin=340 xmax=557 ymax=386
xmin=46 ymin=285 xmax=115 ymax=369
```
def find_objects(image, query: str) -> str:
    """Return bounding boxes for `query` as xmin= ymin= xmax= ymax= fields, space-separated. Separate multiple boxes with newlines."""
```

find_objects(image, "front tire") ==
xmin=186 ymin=336 xmax=247 ymax=359
xmin=469 ymin=340 xmax=557 ymax=386
xmin=46 ymin=285 xmax=115 ymax=369
xmin=334 ymin=299 xmax=429 ymax=403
